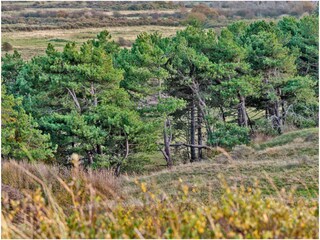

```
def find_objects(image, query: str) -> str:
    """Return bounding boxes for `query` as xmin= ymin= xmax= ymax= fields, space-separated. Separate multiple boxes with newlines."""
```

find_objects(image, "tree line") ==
xmin=2 ymin=15 xmax=318 ymax=174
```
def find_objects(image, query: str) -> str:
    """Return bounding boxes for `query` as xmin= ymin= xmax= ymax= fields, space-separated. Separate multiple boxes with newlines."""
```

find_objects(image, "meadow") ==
xmin=2 ymin=25 xmax=184 ymax=59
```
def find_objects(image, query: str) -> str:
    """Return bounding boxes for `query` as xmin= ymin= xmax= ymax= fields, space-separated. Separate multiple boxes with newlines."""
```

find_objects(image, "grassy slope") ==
xmin=122 ymin=128 xmax=319 ymax=201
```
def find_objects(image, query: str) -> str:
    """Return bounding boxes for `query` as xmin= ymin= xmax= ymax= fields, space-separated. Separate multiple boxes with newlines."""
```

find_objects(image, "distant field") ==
xmin=2 ymin=25 xmax=184 ymax=59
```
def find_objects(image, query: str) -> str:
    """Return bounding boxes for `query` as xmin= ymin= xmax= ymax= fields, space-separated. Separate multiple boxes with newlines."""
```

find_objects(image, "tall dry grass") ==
xmin=1 ymin=160 xmax=318 ymax=238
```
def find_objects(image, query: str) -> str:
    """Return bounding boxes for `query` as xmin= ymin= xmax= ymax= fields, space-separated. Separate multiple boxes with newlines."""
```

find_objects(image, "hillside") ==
xmin=122 ymin=128 xmax=319 ymax=201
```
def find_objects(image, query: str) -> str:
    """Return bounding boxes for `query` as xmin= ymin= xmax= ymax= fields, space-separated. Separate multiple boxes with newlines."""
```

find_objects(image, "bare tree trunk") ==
xmin=67 ymin=88 xmax=81 ymax=112
xmin=87 ymin=150 xmax=94 ymax=165
xmin=281 ymin=100 xmax=286 ymax=126
xmin=114 ymin=137 xmax=129 ymax=177
xmin=197 ymin=106 xmax=203 ymax=160
xmin=269 ymin=88 xmax=282 ymax=134
xmin=162 ymin=118 xmax=173 ymax=167
xmin=237 ymin=92 xmax=248 ymax=127
xmin=190 ymin=99 xmax=196 ymax=162
xmin=274 ymin=100 xmax=281 ymax=134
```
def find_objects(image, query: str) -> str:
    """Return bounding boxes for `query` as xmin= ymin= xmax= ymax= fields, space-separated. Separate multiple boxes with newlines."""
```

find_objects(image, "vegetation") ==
xmin=2 ymin=133 xmax=319 ymax=238
xmin=2 ymin=42 xmax=13 ymax=52
xmin=1 ymin=3 xmax=319 ymax=238
xmin=2 ymin=1 xmax=316 ymax=60
xmin=2 ymin=14 xmax=318 ymax=172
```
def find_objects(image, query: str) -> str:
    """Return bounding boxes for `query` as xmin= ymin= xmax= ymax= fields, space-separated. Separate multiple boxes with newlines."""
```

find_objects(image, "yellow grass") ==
xmin=2 ymin=25 xmax=185 ymax=59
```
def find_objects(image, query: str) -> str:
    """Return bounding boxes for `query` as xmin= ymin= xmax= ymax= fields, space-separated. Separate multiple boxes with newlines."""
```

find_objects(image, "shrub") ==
xmin=191 ymin=4 xmax=219 ymax=19
xmin=2 ymin=42 xmax=13 ymax=52
xmin=1 ymin=167 xmax=318 ymax=239
xmin=112 ymin=11 xmax=121 ymax=18
xmin=208 ymin=122 xmax=250 ymax=149
xmin=184 ymin=12 xmax=207 ymax=26
xmin=253 ymin=118 xmax=279 ymax=136
xmin=118 ymin=37 xmax=132 ymax=47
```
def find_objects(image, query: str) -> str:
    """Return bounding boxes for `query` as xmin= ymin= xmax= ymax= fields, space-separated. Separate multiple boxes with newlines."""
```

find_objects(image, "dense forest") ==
xmin=2 ymin=14 xmax=318 ymax=175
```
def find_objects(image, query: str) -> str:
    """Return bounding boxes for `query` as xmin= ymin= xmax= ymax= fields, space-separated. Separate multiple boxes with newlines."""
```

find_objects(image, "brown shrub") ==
xmin=118 ymin=37 xmax=132 ymax=47
xmin=191 ymin=4 xmax=219 ymax=19
xmin=2 ymin=42 xmax=13 ymax=52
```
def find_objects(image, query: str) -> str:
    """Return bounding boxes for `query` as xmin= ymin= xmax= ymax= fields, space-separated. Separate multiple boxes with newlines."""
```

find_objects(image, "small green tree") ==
xmin=1 ymin=86 xmax=54 ymax=161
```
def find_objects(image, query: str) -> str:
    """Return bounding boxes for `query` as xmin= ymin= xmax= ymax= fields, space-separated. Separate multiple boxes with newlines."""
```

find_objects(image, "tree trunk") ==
xmin=274 ymin=100 xmax=281 ymax=134
xmin=190 ymin=99 xmax=196 ymax=162
xmin=281 ymin=99 xmax=286 ymax=126
xmin=237 ymin=92 xmax=248 ymax=127
xmin=97 ymin=144 xmax=102 ymax=154
xmin=269 ymin=88 xmax=282 ymax=134
xmin=87 ymin=150 xmax=94 ymax=165
xmin=91 ymin=82 xmax=98 ymax=107
xmin=268 ymin=100 xmax=281 ymax=134
xmin=163 ymin=118 xmax=172 ymax=167
xmin=197 ymin=106 xmax=203 ymax=160
xmin=220 ymin=105 xmax=226 ymax=123
xmin=114 ymin=137 xmax=129 ymax=177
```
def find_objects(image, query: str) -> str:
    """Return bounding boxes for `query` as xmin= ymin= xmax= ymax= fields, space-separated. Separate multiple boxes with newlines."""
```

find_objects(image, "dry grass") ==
xmin=1 ymin=128 xmax=318 ymax=238
xmin=2 ymin=163 xmax=318 ymax=238
xmin=1 ymin=25 xmax=184 ymax=59
xmin=2 ymin=161 xmax=121 ymax=207
xmin=122 ymin=128 xmax=319 ymax=201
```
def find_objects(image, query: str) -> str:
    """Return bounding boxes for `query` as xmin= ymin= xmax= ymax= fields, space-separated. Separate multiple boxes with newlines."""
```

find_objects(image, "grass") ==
xmin=1 ymin=128 xmax=319 ymax=238
xmin=257 ymin=128 xmax=318 ymax=150
xmin=2 ymin=162 xmax=318 ymax=238
xmin=2 ymin=25 xmax=184 ymax=60
xmin=122 ymin=128 xmax=319 ymax=201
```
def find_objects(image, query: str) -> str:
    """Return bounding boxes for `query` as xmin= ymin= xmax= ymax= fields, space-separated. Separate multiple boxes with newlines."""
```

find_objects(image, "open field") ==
xmin=2 ymin=25 xmax=185 ymax=59
xmin=2 ymin=1 xmax=316 ymax=59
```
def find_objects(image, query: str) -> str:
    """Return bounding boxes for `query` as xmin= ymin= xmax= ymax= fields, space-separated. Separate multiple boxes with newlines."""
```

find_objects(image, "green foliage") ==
xmin=1 ymin=50 xmax=25 ymax=94
xmin=1 ymin=86 xmax=55 ymax=161
xmin=208 ymin=123 xmax=250 ymax=149
xmin=278 ymin=15 xmax=319 ymax=79
xmin=253 ymin=118 xmax=279 ymax=136
xmin=1 ymin=15 xmax=318 ymax=168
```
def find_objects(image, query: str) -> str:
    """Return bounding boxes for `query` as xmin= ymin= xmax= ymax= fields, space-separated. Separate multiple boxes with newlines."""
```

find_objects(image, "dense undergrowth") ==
xmin=2 ymin=161 xmax=318 ymax=239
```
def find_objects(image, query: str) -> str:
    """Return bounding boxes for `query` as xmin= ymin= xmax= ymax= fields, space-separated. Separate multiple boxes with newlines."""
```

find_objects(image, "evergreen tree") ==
xmin=1 ymin=86 xmax=54 ymax=161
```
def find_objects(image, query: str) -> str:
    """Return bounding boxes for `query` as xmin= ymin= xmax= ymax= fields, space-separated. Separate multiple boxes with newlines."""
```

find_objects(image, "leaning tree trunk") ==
xmin=197 ymin=106 xmax=203 ymax=160
xmin=190 ymin=99 xmax=196 ymax=162
xmin=237 ymin=92 xmax=248 ymax=127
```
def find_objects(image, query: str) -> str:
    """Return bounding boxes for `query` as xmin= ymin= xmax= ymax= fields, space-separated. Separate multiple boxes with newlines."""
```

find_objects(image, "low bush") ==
xmin=2 ymin=166 xmax=318 ymax=238
xmin=2 ymin=42 xmax=13 ymax=52
xmin=208 ymin=123 xmax=250 ymax=149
